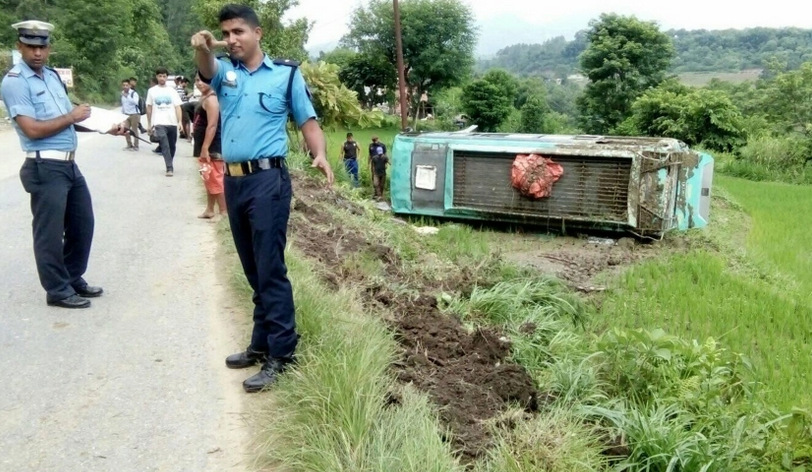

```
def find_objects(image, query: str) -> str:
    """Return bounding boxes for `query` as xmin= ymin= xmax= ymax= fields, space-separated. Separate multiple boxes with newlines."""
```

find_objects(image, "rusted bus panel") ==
xmin=451 ymin=151 xmax=632 ymax=224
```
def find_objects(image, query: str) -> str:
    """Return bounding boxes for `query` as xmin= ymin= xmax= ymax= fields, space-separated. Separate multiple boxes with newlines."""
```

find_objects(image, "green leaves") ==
xmin=342 ymin=0 xmax=476 ymax=120
xmin=299 ymin=61 xmax=384 ymax=130
xmin=625 ymin=83 xmax=748 ymax=152
xmin=577 ymin=13 xmax=675 ymax=134
xmin=461 ymin=78 xmax=512 ymax=132
xmin=519 ymin=94 xmax=550 ymax=134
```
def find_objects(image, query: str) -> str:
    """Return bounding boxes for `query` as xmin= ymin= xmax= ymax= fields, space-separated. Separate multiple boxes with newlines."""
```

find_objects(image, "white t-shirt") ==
xmin=146 ymin=85 xmax=182 ymax=126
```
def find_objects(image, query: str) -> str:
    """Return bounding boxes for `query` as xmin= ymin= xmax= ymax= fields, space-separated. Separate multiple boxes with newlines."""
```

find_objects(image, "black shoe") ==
xmin=243 ymin=357 xmax=294 ymax=393
xmin=75 ymin=285 xmax=104 ymax=298
xmin=47 ymin=294 xmax=91 ymax=309
xmin=225 ymin=348 xmax=267 ymax=369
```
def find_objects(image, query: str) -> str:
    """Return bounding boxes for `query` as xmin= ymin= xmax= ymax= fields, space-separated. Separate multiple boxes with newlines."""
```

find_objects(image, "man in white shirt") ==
xmin=146 ymin=67 xmax=182 ymax=177
xmin=120 ymin=79 xmax=141 ymax=151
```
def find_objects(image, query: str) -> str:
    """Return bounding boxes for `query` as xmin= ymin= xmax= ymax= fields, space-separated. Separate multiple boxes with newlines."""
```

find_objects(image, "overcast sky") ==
xmin=286 ymin=0 xmax=812 ymax=54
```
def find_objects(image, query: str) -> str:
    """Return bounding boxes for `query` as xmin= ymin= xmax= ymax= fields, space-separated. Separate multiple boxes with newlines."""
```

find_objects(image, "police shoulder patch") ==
xmin=273 ymin=58 xmax=300 ymax=67
xmin=5 ymin=64 xmax=21 ymax=78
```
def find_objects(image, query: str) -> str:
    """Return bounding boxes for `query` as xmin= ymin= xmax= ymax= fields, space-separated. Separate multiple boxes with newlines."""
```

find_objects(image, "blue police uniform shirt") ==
xmin=203 ymin=54 xmax=316 ymax=163
xmin=0 ymin=61 xmax=77 ymax=152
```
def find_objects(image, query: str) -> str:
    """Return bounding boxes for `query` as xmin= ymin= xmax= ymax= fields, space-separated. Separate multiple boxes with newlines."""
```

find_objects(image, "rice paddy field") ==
xmin=600 ymin=176 xmax=812 ymax=409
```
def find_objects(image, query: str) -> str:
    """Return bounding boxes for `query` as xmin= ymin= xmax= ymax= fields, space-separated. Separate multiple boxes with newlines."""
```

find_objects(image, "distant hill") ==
xmin=478 ymin=27 xmax=812 ymax=77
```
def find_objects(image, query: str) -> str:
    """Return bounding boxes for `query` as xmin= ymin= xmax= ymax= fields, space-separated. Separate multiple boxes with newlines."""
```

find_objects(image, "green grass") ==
xmin=219 ymin=148 xmax=812 ymax=470
xmin=320 ymin=126 xmax=400 ymax=192
xmin=600 ymin=176 xmax=812 ymax=409
xmin=216 ymin=208 xmax=463 ymax=472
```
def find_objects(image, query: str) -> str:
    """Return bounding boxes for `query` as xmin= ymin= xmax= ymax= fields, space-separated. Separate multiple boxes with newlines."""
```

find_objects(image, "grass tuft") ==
xmin=239 ymin=248 xmax=462 ymax=472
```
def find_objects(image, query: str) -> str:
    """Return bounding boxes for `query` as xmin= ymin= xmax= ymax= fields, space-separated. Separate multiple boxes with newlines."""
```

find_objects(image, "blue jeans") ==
xmin=343 ymin=158 xmax=359 ymax=187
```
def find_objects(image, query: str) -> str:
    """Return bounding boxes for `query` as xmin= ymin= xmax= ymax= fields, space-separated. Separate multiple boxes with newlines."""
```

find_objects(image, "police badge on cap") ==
xmin=12 ymin=20 xmax=54 ymax=46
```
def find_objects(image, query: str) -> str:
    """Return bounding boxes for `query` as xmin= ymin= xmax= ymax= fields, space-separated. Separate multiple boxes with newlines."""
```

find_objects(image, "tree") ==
xmin=339 ymin=51 xmax=396 ymax=109
xmin=761 ymin=61 xmax=812 ymax=134
xmin=342 ymin=0 xmax=477 ymax=122
xmin=158 ymin=0 xmax=204 ymax=66
xmin=299 ymin=61 xmax=384 ymax=130
xmin=576 ymin=13 xmax=674 ymax=134
xmin=319 ymin=48 xmax=356 ymax=70
xmin=519 ymin=95 xmax=549 ymax=133
xmin=53 ymin=0 xmax=132 ymax=95
xmin=514 ymin=77 xmax=546 ymax=109
xmin=481 ymin=68 xmax=518 ymax=103
xmin=461 ymin=79 xmax=512 ymax=132
xmin=622 ymin=82 xmax=747 ymax=152
xmin=194 ymin=0 xmax=311 ymax=62
xmin=117 ymin=0 xmax=183 ymax=87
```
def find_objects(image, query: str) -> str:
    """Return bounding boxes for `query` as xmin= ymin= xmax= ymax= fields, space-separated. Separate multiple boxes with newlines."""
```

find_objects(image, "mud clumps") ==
xmin=288 ymin=174 xmax=541 ymax=463
xmin=390 ymin=294 xmax=539 ymax=462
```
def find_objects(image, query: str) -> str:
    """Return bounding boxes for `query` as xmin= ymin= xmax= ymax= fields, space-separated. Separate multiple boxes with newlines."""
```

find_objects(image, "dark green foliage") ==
xmin=519 ymin=94 xmax=548 ymax=133
xmin=461 ymin=79 xmax=512 ymax=132
xmin=342 ymin=0 xmax=477 ymax=120
xmin=622 ymin=82 xmax=747 ymax=152
xmin=577 ymin=13 xmax=674 ymax=134
xmin=478 ymin=26 xmax=812 ymax=77
xmin=0 ymin=0 xmax=310 ymax=102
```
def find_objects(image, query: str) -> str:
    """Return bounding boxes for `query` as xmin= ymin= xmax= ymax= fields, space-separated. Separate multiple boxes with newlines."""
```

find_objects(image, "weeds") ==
xmin=475 ymin=407 xmax=610 ymax=472
xmin=225 ymin=243 xmax=462 ymax=471
xmin=219 ymin=140 xmax=812 ymax=471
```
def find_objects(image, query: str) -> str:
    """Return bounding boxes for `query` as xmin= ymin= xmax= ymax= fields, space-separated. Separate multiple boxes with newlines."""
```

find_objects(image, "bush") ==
xmin=718 ymin=136 xmax=812 ymax=185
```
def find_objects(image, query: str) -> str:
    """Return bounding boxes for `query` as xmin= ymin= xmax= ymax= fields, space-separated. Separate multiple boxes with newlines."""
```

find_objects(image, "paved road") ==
xmin=0 ymin=124 xmax=251 ymax=471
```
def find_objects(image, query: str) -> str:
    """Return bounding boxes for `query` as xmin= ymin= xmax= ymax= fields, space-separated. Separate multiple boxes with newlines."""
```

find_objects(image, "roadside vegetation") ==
xmin=215 ymin=145 xmax=812 ymax=471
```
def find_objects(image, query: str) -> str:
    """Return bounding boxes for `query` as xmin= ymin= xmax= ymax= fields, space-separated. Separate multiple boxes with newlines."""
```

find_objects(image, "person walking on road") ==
xmin=191 ymin=3 xmax=334 ymax=393
xmin=0 ymin=20 xmax=124 ymax=309
xmin=192 ymin=73 xmax=226 ymax=219
xmin=120 ymin=78 xmax=141 ymax=150
xmin=146 ymin=67 xmax=182 ymax=176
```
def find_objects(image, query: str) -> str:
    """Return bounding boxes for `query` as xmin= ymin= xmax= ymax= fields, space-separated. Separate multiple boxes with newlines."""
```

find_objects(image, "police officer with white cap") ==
xmin=0 ymin=20 xmax=119 ymax=308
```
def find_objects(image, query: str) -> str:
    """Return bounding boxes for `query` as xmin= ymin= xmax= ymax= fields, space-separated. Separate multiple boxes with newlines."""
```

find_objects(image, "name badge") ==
xmin=223 ymin=70 xmax=238 ymax=88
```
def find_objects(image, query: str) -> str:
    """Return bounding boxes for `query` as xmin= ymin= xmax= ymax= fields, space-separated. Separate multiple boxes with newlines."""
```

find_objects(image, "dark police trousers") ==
xmin=154 ymin=125 xmax=178 ymax=172
xmin=225 ymin=165 xmax=297 ymax=359
xmin=19 ymin=158 xmax=94 ymax=302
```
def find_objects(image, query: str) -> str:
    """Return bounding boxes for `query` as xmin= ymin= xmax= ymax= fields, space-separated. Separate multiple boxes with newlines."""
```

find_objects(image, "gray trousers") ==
xmin=154 ymin=125 xmax=178 ymax=171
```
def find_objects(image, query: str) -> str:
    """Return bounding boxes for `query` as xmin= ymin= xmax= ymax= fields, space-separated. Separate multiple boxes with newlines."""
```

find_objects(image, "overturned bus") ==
xmin=389 ymin=131 xmax=714 ymax=238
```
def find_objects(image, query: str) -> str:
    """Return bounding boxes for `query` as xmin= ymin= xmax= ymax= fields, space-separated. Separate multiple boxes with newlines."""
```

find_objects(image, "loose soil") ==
xmin=287 ymin=172 xmax=650 ymax=463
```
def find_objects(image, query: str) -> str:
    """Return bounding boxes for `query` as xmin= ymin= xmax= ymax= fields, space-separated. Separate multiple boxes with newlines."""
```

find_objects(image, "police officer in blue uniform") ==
xmin=192 ymin=4 xmax=334 ymax=393
xmin=1 ymin=20 xmax=110 ymax=308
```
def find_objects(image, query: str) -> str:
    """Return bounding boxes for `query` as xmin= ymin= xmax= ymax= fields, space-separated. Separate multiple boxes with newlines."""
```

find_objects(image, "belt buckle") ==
xmin=227 ymin=162 xmax=245 ymax=177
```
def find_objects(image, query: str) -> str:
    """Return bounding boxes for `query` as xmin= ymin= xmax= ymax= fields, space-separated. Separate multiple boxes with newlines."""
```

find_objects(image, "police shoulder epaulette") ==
xmin=5 ymin=65 xmax=21 ymax=78
xmin=273 ymin=58 xmax=300 ymax=67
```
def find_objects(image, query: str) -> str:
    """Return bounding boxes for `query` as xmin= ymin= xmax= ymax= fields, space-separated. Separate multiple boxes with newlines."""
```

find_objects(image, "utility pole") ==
xmin=393 ymin=0 xmax=409 ymax=131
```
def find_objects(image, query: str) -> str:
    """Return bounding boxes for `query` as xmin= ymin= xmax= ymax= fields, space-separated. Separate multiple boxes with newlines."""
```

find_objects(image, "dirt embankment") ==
xmin=287 ymin=172 xmax=660 ymax=463
xmin=289 ymin=174 xmax=542 ymax=462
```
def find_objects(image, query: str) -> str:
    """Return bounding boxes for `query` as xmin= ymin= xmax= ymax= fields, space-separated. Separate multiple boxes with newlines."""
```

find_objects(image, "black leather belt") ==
xmin=225 ymin=157 xmax=285 ymax=177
